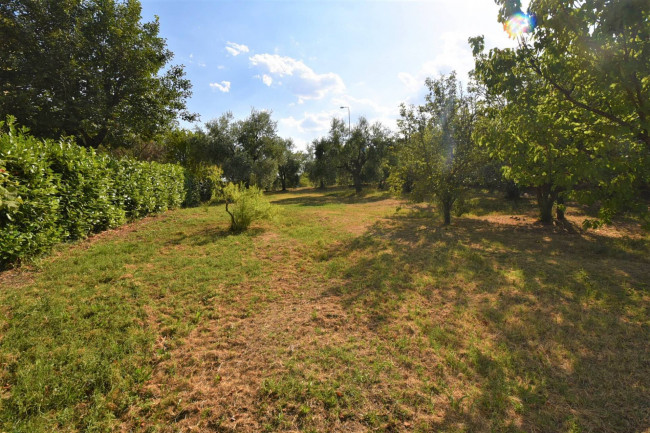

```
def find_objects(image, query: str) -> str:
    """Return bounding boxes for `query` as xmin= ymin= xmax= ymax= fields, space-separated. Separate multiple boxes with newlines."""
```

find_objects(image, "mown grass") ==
xmin=0 ymin=187 xmax=648 ymax=432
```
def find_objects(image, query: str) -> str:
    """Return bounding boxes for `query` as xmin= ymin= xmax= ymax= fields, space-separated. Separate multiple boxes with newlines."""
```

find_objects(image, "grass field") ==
xmin=1 ymin=188 xmax=649 ymax=432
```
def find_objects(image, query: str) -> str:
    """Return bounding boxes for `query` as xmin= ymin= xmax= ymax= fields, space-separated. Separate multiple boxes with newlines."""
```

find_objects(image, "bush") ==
xmin=0 ymin=123 xmax=62 ymax=264
xmin=47 ymin=141 xmax=126 ymax=240
xmin=183 ymin=164 xmax=223 ymax=207
xmin=0 ymin=118 xmax=186 ymax=268
xmin=111 ymin=159 xmax=186 ymax=218
xmin=222 ymin=183 xmax=274 ymax=232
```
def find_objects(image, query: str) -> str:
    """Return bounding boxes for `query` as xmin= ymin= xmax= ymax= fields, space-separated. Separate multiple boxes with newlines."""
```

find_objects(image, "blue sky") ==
xmin=140 ymin=0 xmax=521 ymax=150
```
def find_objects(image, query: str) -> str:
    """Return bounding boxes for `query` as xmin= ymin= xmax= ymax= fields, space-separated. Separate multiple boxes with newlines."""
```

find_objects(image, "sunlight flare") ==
xmin=504 ymin=12 xmax=536 ymax=38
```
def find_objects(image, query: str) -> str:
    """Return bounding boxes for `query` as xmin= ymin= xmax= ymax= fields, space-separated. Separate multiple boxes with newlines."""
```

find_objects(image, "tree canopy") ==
xmin=391 ymin=73 xmax=483 ymax=224
xmin=474 ymin=0 xmax=650 ymax=224
xmin=0 ymin=0 xmax=195 ymax=148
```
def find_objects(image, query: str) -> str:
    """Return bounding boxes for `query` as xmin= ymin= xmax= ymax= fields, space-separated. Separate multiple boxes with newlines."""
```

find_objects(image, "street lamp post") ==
xmin=340 ymin=106 xmax=350 ymax=137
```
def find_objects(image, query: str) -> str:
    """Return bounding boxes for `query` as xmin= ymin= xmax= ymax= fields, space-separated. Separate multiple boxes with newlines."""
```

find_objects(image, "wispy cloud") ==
xmin=398 ymin=32 xmax=476 ymax=94
xmin=209 ymin=81 xmax=231 ymax=93
xmin=397 ymin=72 xmax=420 ymax=93
xmin=249 ymin=54 xmax=345 ymax=103
xmin=280 ymin=110 xmax=339 ymax=134
xmin=331 ymin=95 xmax=399 ymax=130
xmin=225 ymin=41 xmax=250 ymax=56
xmin=262 ymin=74 xmax=273 ymax=86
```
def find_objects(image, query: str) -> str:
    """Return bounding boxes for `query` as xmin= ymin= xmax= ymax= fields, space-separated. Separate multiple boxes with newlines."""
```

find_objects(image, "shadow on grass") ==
xmin=270 ymin=187 xmax=392 ymax=207
xmin=465 ymin=191 xmax=536 ymax=216
xmin=323 ymin=211 xmax=650 ymax=432
xmin=163 ymin=226 xmax=266 ymax=247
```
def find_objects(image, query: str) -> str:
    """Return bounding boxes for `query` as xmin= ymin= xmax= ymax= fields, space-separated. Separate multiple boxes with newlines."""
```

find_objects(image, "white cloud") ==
xmin=249 ymin=53 xmax=345 ymax=102
xmin=217 ymin=65 xmax=225 ymax=70
xmin=279 ymin=110 xmax=339 ymax=134
xmin=262 ymin=74 xmax=273 ymax=87
xmin=209 ymin=81 xmax=231 ymax=93
xmin=398 ymin=32 xmax=477 ymax=94
xmin=225 ymin=41 xmax=249 ymax=56
xmin=398 ymin=72 xmax=420 ymax=93
xmin=331 ymin=95 xmax=399 ymax=130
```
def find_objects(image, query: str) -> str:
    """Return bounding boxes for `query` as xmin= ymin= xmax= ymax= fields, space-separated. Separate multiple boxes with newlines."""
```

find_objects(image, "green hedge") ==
xmin=0 ymin=119 xmax=185 ymax=268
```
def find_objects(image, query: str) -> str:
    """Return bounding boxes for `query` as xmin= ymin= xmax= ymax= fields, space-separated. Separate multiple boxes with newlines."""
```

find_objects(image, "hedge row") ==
xmin=0 ymin=120 xmax=185 ymax=268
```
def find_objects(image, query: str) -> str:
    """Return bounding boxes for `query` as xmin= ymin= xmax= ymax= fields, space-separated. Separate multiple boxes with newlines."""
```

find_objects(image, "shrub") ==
xmin=0 ymin=121 xmax=62 ymax=265
xmin=47 ymin=140 xmax=125 ymax=240
xmin=222 ymin=183 xmax=274 ymax=232
xmin=0 ymin=118 xmax=186 ymax=268
xmin=183 ymin=164 xmax=223 ymax=207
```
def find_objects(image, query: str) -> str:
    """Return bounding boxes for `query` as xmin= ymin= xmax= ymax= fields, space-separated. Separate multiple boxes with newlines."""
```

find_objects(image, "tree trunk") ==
xmin=353 ymin=175 xmax=362 ymax=194
xmin=443 ymin=204 xmax=451 ymax=225
xmin=505 ymin=180 xmax=520 ymax=201
xmin=536 ymin=185 xmax=556 ymax=224
xmin=441 ymin=196 xmax=454 ymax=225
xmin=225 ymin=200 xmax=236 ymax=231
xmin=319 ymin=179 xmax=325 ymax=189
xmin=281 ymin=176 xmax=287 ymax=191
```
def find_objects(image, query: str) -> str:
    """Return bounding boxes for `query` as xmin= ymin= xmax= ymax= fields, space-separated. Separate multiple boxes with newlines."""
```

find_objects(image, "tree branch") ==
xmin=525 ymin=51 xmax=635 ymax=133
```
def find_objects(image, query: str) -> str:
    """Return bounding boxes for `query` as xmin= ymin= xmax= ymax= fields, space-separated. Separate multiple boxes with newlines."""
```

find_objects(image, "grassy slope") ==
xmin=0 ymin=188 xmax=648 ymax=432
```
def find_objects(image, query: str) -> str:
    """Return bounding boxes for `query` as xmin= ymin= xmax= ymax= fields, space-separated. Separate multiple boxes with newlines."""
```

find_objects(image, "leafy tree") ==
xmin=173 ymin=109 xmax=297 ymax=191
xmin=236 ymin=109 xmax=283 ymax=189
xmin=0 ymin=0 xmax=195 ymax=148
xmin=197 ymin=109 xmax=279 ymax=189
xmin=471 ymin=41 xmax=585 ymax=223
xmin=161 ymin=128 xmax=208 ymax=167
xmin=223 ymin=183 xmax=274 ymax=232
xmin=276 ymin=139 xmax=304 ymax=191
xmin=339 ymin=117 xmax=391 ymax=193
xmin=391 ymin=73 xmax=483 ymax=224
xmin=481 ymin=0 xmax=649 ymax=224
xmin=308 ymin=132 xmax=340 ymax=189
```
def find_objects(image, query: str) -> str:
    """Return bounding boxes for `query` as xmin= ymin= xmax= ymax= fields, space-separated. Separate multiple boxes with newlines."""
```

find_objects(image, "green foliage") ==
xmin=308 ymin=117 xmax=392 ymax=193
xmin=111 ymin=159 xmax=185 ymax=219
xmin=0 ymin=120 xmax=62 ymax=265
xmin=0 ymin=163 xmax=21 ymax=213
xmin=471 ymin=42 xmax=581 ymax=223
xmin=339 ymin=117 xmax=392 ymax=193
xmin=390 ymin=73 xmax=484 ymax=224
xmin=47 ymin=141 xmax=126 ymax=240
xmin=476 ymin=0 xmax=650 ymax=224
xmin=307 ymin=133 xmax=340 ymax=189
xmin=183 ymin=163 xmax=224 ymax=207
xmin=170 ymin=110 xmax=295 ymax=191
xmin=222 ymin=183 xmax=274 ymax=232
xmin=204 ymin=109 xmax=282 ymax=190
xmin=276 ymin=140 xmax=304 ymax=191
xmin=0 ymin=0 xmax=195 ymax=148
xmin=0 ymin=118 xmax=185 ymax=268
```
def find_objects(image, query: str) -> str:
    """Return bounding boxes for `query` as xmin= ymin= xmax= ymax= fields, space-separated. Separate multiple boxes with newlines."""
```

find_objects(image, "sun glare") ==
xmin=504 ymin=12 xmax=536 ymax=38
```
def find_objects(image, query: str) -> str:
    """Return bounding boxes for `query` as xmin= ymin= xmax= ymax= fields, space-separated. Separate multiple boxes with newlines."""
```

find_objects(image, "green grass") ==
xmin=1 ymin=187 xmax=648 ymax=432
